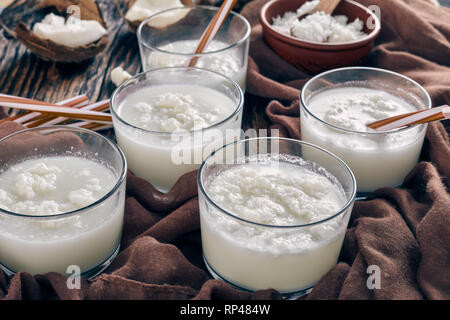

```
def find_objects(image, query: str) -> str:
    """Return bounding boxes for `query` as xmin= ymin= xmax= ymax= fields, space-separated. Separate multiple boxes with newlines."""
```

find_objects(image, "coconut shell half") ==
xmin=1 ymin=0 xmax=109 ymax=63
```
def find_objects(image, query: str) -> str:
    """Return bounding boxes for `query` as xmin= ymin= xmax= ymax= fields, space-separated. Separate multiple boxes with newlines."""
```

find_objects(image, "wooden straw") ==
xmin=18 ymin=95 xmax=89 ymax=124
xmin=0 ymin=101 xmax=112 ymax=124
xmin=367 ymin=105 xmax=450 ymax=131
xmin=188 ymin=0 xmax=238 ymax=67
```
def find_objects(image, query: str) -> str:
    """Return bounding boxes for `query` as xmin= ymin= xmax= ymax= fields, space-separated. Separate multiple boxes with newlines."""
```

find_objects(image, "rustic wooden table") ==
xmin=0 ymin=0 xmax=270 ymax=132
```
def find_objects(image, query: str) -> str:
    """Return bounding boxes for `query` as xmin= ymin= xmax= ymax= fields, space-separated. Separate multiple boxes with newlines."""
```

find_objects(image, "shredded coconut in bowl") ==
xmin=271 ymin=0 xmax=367 ymax=43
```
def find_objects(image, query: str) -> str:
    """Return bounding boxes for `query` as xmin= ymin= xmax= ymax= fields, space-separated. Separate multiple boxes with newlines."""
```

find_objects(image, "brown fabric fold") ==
xmin=0 ymin=122 xmax=86 ymax=163
xmin=240 ymin=0 xmax=450 ymax=300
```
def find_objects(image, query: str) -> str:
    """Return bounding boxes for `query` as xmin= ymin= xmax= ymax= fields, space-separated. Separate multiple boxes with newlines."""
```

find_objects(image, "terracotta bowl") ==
xmin=260 ymin=0 xmax=381 ymax=73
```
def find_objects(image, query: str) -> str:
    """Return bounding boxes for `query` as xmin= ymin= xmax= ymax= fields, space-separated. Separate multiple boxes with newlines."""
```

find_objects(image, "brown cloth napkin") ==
xmin=0 ymin=0 xmax=449 ymax=301
xmin=240 ymin=0 xmax=450 ymax=299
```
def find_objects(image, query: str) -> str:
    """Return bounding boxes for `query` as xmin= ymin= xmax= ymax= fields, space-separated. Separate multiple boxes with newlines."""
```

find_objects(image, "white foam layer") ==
xmin=117 ymin=85 xmax=236 ymax=133
xmin=0 ymin=157 xmax=116 ymax=217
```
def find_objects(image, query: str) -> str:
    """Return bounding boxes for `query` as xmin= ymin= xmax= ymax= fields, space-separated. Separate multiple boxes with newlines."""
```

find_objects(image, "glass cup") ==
xmin=137 ymin=6 xmax=250 ymax=90
xmin=198 ymin=137 xmax=356 ymax=297
xmin=300 ymin=67 xmax=431 ymax=195
xmin=0 ymin=126 xmax=127 ymax=277
xmin=111 ymin=66 xmax=244 ymax=193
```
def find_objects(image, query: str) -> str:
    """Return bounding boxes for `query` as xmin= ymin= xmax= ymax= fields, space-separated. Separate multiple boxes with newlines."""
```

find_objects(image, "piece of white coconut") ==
xmin=32 ymin=13 xmax=106 ymax=48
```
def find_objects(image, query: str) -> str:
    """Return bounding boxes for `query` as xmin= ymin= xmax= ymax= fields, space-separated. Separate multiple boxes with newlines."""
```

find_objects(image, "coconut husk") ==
xmin=0 ymin=0 xmax=108 ymax=63
xmin=117 ymin=0 xmax=194 ymax=33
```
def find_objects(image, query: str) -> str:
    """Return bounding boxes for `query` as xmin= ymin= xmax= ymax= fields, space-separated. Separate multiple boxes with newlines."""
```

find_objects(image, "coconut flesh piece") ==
xmin=32 ymin=13 xmax=106 ymax=47
xmin=125 ymin=0 xmax=184 ymax=22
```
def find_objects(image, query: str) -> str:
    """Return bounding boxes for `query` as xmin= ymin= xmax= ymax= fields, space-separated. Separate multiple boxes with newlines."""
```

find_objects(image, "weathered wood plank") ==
xmin=0 ymin=0 xmax=141 ymax=103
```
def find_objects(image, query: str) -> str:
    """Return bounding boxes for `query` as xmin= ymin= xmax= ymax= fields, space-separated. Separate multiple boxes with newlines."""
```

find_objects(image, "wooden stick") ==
xmin=0 ymin=94 xmax=71 ymax=106
xmin=20 ymin=95 xmax=89 ymax=125
xmin=367 ymin=105 xmax=450 ymax=131
xmin=0 ymin=95 xmax=89 ymax=125
xmin=188 ymin=0 xmax=238 ymax=67
xmin=19 ymin=96 xmax=89 ymax=125
xmin=20 ymin=95 xmax=89 ymax=124
xmin=0 ymin=101 xmax=112 ymax=124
